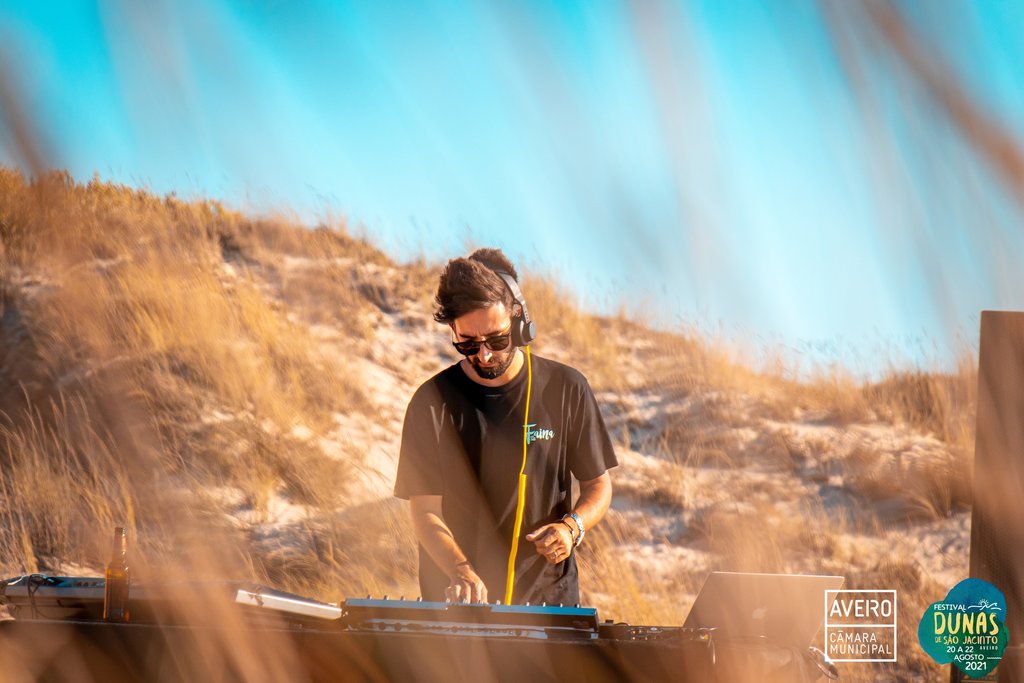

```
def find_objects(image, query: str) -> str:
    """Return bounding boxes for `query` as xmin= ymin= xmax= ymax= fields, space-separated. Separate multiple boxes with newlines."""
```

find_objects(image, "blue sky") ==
xmin=2 ymin=0 xmax=1023 ymax=376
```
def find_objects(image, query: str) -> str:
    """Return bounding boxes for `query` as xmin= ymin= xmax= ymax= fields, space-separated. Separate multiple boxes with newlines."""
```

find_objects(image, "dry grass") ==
xmin=0 ymin=167 xmax=398 ymax=587
xmin=579 ymin=509 xmax=702 ymax=626
xmin=582 ymin=489 xmax=949 ymax=683
xmin=0 ymin=394 xmax=137 ymax=571
xmin=864 ymin=361 xmax=977 ymax=447
xmin=519 ymin=273 xmax=629 ymax=389
xmin=0 ymin=167 xmax=976 ymax=681
xmin=255 ymin=498 xmax=420 ymax=603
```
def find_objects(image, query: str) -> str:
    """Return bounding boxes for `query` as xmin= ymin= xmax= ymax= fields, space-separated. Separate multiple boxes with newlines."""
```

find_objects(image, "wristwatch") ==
xmin=563 ymin=512 xmax=585 ymax=548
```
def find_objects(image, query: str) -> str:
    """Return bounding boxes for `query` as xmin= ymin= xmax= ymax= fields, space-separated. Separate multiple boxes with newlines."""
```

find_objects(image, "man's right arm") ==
xmin=409 ymin=495 xmax=488 ymax=604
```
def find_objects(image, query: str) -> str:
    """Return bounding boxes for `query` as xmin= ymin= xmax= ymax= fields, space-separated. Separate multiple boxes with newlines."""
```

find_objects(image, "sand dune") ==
xmin=0 ymin=168 xmax=974 ymax=679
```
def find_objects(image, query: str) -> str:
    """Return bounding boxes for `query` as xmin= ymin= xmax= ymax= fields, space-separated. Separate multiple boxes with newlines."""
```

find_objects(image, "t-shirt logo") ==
xmin=525 ymin=423 xmax=555 ymax=444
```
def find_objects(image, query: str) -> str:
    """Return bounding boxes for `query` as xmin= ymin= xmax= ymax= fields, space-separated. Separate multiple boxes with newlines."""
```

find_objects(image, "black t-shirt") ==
xmin=394 ymin=354 xmax=618 ymax=605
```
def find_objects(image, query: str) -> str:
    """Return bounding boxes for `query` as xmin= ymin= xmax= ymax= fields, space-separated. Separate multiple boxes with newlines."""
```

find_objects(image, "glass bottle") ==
xmin=103 ymin=526 xmax=130 ymax=622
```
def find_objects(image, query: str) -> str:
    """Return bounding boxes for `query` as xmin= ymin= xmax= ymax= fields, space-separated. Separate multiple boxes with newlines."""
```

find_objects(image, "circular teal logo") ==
xmin=918 ymin=578 xmax=1009 ymax=679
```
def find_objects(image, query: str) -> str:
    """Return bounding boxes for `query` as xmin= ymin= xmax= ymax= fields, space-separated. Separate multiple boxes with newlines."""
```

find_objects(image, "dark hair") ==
xmin=433 ymin=248 xmax=519 ymax=324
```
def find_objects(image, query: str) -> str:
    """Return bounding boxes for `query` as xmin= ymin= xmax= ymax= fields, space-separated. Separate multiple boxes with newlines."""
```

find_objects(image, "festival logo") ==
xmin=825 ymin=590 xmax=897 ymax=662
xmin=918 ymin=578 xmax=1010 ymax=679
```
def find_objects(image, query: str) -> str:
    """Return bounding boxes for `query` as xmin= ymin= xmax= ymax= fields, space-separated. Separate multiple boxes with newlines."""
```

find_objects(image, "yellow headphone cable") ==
xmin=503 ymin=345 xmax=532 ymax=605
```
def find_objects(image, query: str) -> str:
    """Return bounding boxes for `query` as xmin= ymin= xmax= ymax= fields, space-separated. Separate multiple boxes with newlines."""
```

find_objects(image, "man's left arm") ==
xmin=526 ymin=472 xmax=612 ymax=564
xmin=528 ymin=372 xmax=617 ymax=564
xmin=571 ymin=470 xmax=612 ymax=536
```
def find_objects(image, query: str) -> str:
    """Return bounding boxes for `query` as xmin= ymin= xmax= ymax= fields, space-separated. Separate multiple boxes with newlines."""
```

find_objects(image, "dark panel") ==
xmin=964 ymin=311 xmax=1024 ymax=683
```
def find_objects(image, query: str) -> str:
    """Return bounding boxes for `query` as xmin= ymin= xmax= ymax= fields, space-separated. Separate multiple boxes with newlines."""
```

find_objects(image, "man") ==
xmin=394 ymin=248 xmax=617 ymax=606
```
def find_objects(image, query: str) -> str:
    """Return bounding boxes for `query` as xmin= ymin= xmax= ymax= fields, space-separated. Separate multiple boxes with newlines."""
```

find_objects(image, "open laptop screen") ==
xmin=682 ymin=572 xmax=844 ymax=648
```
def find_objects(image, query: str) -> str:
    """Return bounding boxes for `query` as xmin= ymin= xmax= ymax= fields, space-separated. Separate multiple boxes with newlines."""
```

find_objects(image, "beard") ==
xmin=469 ymin=349 xmax=517 ymax=380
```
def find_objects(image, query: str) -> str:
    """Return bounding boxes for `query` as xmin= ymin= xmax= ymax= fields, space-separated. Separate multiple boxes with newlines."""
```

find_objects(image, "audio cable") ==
xmin=503 ymin=346 xmax=533 ymax=605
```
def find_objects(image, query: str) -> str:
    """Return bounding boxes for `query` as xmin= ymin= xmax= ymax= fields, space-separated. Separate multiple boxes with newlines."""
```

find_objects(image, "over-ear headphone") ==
xmin=494 ymin=270 xmax=537 ymax=346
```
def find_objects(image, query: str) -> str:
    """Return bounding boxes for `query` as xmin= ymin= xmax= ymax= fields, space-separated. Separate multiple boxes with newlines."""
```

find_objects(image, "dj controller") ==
xmin=0 ymin=575 xmax=709 ymax=640
xmin=0 ymin=575 xmax=831 ymax=682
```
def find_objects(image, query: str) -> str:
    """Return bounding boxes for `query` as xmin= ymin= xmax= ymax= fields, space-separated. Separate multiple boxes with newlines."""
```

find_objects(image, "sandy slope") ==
xmin=257 ymin=257 xmax=971 ymax=611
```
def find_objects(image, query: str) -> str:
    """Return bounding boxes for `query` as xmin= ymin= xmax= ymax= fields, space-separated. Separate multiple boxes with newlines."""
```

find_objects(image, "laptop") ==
xmin=682 ymin=572 xmax=844 ymax=647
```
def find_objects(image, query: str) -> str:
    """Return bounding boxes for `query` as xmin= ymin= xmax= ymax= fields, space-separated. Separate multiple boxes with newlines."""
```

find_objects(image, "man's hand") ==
xmin=410 ymin=496 xmax=489 ymax=603
xmin=525 ymin=522 xmax=574 ymax=564
xmin=446 ymin=563 xmax=488 ymax=604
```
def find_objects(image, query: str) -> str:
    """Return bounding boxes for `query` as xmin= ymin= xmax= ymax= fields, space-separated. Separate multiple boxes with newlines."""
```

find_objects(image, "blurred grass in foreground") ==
xmin=1 ymin=167 xmax=976 ymax=680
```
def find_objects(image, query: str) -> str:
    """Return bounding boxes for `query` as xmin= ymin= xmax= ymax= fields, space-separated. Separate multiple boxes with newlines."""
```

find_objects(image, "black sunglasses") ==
xmin=451 ymin=330 xmax=514 ymax=356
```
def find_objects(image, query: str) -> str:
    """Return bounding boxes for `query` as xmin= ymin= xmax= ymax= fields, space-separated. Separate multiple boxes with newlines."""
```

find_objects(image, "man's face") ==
xmin=451 ymin=303 xmax=517 ymax=381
